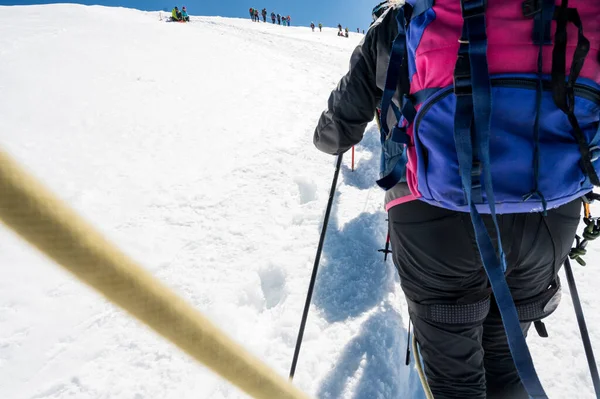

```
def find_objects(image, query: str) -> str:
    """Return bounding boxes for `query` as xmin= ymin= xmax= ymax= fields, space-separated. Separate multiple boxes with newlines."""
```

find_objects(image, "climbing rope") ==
xmin=412 ymin=333 xmax=435 ymax=399
xmin=0 ymin=148 xmax=309 ymax=399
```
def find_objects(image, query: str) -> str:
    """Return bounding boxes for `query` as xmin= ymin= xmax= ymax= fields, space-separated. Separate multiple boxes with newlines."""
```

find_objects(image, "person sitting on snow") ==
xmin=171 ymin=6 xmax=182 ymax=21
xmin=181 ymin=6 xmax=189 ymax=22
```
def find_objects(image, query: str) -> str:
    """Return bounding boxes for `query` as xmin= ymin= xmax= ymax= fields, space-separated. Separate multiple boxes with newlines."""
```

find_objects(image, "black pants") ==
xmin=389 ymin=199 xmax=581 ymax=399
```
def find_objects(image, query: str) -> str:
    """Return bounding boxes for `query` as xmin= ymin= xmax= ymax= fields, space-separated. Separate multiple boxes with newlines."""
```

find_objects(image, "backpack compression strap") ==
xmin=454 ymin=1 xmax=548 ymax=398
xmin=551 ymin=0 xmax=598 ymax=186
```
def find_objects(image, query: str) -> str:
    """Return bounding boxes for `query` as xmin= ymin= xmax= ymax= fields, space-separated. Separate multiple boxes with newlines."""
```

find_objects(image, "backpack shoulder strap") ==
xmin=379 ymin=6 xmax=412 ymax=139
xmin=376 ymin=6 xmax=413 ymax=190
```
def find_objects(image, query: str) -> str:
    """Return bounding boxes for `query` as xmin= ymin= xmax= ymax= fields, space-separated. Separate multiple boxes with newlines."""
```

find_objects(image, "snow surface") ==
xmin=0 ymin=4 xmax=598 ymax=399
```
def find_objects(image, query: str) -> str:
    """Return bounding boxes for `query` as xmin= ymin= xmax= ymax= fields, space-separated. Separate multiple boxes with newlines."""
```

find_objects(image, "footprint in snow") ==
xmin=294 ymin=176 xmax=318 ymax=204
xmin=258 ymin=266 xmax=287 ymax=309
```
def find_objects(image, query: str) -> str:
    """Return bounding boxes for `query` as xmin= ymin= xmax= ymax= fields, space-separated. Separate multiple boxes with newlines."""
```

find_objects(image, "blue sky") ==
xmin=1 ymin=0 xmax=379 ymax=32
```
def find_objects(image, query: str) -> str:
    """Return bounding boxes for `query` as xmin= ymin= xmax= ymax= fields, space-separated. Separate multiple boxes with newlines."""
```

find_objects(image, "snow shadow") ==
xmin=342 ymin=125 xmax=381 ymax=190
xmin=313 ymin=125 xmax=425 ymax=398
xmin=312 ymin=209 xmax=392 ymax=323
xmin=317 ymin=305 xmax=425 ymax=399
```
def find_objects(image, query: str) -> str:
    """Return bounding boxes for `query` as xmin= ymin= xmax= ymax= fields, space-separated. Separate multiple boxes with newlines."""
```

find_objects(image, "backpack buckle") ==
xmin=461 ymin=0 xmax=486 ymax=19
xmin=453 ymin=54 xmax=472 ymax=96
xmin=589 ymin=146 xmax=600 ymax=163
xmin=534 ymin=320 xmax=549 ymax=338
xmin=454 ymin=75 xmax=472 ymax=96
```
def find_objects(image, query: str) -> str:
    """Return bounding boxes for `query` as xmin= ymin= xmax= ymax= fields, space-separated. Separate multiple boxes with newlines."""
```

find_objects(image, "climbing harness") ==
xmin=570 ymin=194 xmax=600 ymax=266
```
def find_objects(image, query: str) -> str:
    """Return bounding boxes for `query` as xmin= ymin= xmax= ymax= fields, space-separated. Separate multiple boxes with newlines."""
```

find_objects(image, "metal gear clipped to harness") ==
xmin=569 ymin=193 xmax=600 ymax=266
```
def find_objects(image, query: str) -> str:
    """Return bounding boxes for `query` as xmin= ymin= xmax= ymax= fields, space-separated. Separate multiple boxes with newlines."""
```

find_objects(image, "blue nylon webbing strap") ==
xmin=391 ymin=126 xmax=410 ymax=144
xmin=401 ymin=96 xmax=417 ymax=124
xmin=527 ymin=0 xmax=555 ymax=44
xmin=466 ymin=0 xmax=501 ymax=249
xmin=410 ymin=0 xmax=434 ymax=21
xmin=412 ymin=87 xmax=440 ymax=105
xmin=376 ymin=162 xmax=407 ymax=189
xmin=379 ymin=8 xmax=407 ymax=141
xmin=454 ymin=1 xmax=548 ymax=398
xmin=454 ymin=24 xmax=483 ymax=204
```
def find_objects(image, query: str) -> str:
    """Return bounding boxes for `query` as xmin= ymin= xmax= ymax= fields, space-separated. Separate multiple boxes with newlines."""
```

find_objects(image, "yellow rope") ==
xmin=0 ymin=148 xmax=309 ymax=399
xmin=374 ymin=110 xmax=383 ymax=132
xmin=412 ymin=332 xmax=435 ymax=399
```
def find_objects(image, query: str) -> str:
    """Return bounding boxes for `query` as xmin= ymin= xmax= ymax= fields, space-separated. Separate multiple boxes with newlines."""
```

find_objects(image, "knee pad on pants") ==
xmin=514 ymin=278 xmax=561 ymax=322
xmin=515 ymin=278 xmax=561 ymax=337
xmin=406 ymin=278 xmax=560 ymax=327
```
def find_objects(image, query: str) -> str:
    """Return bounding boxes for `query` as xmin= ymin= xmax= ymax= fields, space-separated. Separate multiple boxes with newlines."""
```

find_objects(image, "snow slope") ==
xmin=0 ymin=4 xmax=598 ymax=399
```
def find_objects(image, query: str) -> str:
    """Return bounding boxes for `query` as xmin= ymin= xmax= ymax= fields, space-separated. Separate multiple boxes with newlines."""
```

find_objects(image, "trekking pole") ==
xmin=564 ymin=258 xmax=600 ymax=398
xmin=289 ymin=154 xmax=343 ymax=380
xmin=351 ymin=146 xmax=355 ymax=171
xmin=377 ymin=227 xmax=392 ymax=261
